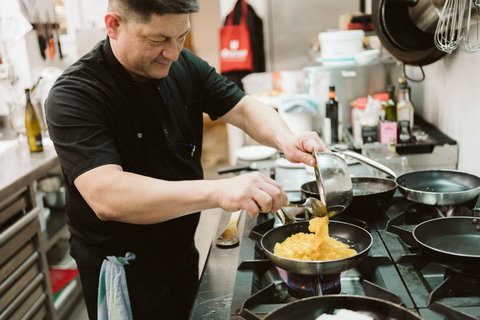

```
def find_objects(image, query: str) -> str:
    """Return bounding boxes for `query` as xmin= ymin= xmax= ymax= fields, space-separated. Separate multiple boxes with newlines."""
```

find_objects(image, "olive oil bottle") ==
xmin=25 ymin=88 xmax=43 ymax=152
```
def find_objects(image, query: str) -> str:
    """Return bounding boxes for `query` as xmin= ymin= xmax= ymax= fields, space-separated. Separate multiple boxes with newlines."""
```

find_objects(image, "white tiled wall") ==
xmin=418 ymin=50 xmax=480 ymax=177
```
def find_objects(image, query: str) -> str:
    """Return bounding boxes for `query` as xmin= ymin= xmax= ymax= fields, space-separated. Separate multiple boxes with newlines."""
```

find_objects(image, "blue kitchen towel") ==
xmin=98 ymin=252 xmax=136 ymax=320
xmin=280 ymin=94 xmax=321 ymax=116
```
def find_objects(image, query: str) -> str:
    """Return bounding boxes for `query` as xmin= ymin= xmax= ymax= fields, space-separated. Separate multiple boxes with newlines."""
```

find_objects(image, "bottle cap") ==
xmin=329 ymin=86 xmax=335 ymax=92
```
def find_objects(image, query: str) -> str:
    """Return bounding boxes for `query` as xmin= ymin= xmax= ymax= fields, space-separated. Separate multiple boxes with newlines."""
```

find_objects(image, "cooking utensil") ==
xmin=413 ymin=216 xmax=480 ymax=274
xmin=434 ymin=0 xmax=468 ymax=53
xmin=372 ymin=0 xmax=446 ymax=66
xmin=45 ymin=10 xmax=55 ymax=60
xmin=52 ymin=4 xmax=63 ymax=59
xmin=332 ymin=148 xmax=480 ymax=206
xmin=274 ymin=208 xmax=296 ymax=225
xmin=313 ymin=152 xmax=353 ymax=217
xmin=35 ymin=11 xmax=46 ymax=60
xmin=301 ymin=176 xmax=397 ymax=218
xmin=396 ymin=169 xmax=480 ymax=205
xmin=284 ymin=197 xmax=328 ymax=218
xmin=260 ymin=221 xmax=372 ymax=275
xmin=312 ymin=149 xmax=327 ymax=212
xmin=216 ymin=209 xmax=243 ymax=247
xmin=217 ymin=163 xmax=257 ymax=174
xmin=261 ymin=295 xmax=423 ymax=320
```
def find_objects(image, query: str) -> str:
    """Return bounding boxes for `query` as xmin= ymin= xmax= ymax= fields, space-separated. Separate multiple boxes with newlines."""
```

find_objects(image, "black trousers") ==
xmin=70 ymin=239 xmax=199 ymax=320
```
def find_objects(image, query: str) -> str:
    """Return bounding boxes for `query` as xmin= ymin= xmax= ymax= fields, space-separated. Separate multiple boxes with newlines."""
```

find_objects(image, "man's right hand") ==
xmin=213 ymin=172 xmax=288 ymax=218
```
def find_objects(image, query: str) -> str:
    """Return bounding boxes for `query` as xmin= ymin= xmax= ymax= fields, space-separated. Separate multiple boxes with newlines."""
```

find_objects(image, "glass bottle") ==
xmin=25 ymin=88 xmax=43 ymax=152
xmin=384 ymin=84 xmax=397 ymax=122
xmin=396 ymin=78 xmax=413 ymax=143
xmin=325 ymin=86 xmax=339 ymax=144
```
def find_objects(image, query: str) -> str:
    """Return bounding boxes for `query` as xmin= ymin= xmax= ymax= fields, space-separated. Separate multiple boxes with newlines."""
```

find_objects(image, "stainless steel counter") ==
xmin=0 ymin=138 xmax=59 ymax=200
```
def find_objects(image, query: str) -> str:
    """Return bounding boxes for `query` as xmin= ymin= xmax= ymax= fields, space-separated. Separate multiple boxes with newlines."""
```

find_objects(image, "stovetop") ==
xmin=227 ymin=197 xmax=480 ymax=320
xmin=189 ymin=163 xmax=480 ymax=320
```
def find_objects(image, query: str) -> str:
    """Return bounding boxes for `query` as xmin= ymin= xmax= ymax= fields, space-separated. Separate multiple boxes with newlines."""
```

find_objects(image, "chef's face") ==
xmin=108 ymin=13 xmax=190 ymax=81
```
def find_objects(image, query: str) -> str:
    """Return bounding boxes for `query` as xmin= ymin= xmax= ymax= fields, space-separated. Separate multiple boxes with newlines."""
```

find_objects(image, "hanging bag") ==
xmin=219 ymin=0 xmax=254 ymax=73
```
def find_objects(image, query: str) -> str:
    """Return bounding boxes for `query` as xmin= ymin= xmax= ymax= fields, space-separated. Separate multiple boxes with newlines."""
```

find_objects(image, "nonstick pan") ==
xmin=262 ymin=295 xmax=423 ymax=320
xmin=260 ymin=221 xmax=372 ymax=275
xmin=302 ymin=177 xmax=397 ymax=218
xmin=334 ymin=149 xmax=480 ymax=206
xmin=413 ymin=217 xmax=480 ymax=275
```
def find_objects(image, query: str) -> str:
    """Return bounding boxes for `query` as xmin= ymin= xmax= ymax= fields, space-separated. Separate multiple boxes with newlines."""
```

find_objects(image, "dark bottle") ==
xmin=384 ymin=84 xmax=397 ymax=122
xmin=325 ymin=86 xmax=339 ymax=144
xmin=396 ymin=78 xmax=413 ymax=143
xmin=25 ymin=88 xmax=43 ymax=152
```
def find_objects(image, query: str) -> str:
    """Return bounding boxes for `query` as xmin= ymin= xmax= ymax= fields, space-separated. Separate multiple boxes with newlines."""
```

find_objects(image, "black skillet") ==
xmin=413 ymin=216 xmax=480 ymax=275
xmin=301 ymin=177 xmax=397 ymax=218
xmin=262 ymin=295 xmax=423 ymax=320
xmin=260 ymin=221 xmax=372 ymax=276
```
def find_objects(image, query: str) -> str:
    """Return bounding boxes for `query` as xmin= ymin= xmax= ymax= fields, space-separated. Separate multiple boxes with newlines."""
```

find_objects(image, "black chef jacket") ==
xmin=45 ymin=37 xmax=245 ymax=319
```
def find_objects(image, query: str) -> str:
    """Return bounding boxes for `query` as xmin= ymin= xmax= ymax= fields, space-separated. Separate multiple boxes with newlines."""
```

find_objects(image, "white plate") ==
xmin=234 ymin=145 xmax=277 ymax=161
xmin=275 ymin=157 xmax=306 ymax=169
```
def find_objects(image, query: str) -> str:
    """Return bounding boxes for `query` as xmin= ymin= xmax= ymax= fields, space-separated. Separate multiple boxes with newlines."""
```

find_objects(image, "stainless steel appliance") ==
xmin=189 ymin=159 xmax=480 ymax=320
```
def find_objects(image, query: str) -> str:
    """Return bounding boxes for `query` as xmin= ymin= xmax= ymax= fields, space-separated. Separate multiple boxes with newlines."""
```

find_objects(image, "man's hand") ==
xmin=281 ymin=131 xmax=330 ymax=167
xmin=214 ymin=172 xmax=288 ymax=218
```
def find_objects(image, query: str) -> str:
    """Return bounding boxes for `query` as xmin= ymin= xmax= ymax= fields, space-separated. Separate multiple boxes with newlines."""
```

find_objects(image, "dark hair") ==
xmin=109 ymin=0 xmax=201 ymax=23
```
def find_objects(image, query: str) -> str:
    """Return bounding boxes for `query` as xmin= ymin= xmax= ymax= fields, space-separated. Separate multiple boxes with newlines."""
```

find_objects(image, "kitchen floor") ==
xmin=67 ymin=122 xmax=232 ymax=319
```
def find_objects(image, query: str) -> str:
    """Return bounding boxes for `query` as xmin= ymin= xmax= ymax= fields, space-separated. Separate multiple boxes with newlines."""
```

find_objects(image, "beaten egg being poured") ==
xmin=273 ymin=217 xmax=357 ymax=261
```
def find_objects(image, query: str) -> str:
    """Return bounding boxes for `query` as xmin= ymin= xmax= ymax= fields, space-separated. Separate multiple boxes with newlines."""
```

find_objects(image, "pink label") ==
xmin=380 ymin=122 xmax=397 ymax=144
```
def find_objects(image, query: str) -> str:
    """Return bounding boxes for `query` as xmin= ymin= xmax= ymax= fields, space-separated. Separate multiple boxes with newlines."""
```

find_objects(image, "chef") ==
xmin=45 ymin=0 xmax=327 ymax=319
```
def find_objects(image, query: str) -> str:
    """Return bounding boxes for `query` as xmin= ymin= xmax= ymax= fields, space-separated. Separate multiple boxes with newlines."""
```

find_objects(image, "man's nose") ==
xmin=161 ymin=40 xmax=181 ymax=61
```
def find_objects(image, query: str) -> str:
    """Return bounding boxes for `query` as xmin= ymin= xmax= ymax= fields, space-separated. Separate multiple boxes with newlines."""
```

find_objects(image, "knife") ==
xmin=52 ymin=5 xmax=63 ymax=59
xmin=46 ymin=10 xmax=55 ymax=60
xmin=35 ymin=11 xmax=46 ymax=60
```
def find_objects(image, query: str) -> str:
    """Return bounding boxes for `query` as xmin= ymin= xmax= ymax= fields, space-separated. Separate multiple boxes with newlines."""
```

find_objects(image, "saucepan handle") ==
xmin=331 ymin=148 xmax=397 ymax=178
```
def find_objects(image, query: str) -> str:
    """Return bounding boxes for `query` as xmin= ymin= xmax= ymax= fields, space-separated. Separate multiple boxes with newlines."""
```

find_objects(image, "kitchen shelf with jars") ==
xmin=0 ymin=139 xmax=82 ymax=320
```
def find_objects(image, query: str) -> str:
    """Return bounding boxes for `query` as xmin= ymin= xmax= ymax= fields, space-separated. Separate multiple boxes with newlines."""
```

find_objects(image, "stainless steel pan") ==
xmin=260 ymin=221 xmax=372 ymax=276
xmin=335 ymin=149 xmax=480 ymax=206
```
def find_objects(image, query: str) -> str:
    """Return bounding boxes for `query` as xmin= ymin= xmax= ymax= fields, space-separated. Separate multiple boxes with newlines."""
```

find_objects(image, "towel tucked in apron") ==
xmin=98 ymin=252 xmax=136 ymax=320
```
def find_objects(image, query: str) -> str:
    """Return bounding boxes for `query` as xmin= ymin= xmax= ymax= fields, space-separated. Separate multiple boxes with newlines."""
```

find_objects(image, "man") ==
xmin=45 ymin=0 xmax=327 ymax=319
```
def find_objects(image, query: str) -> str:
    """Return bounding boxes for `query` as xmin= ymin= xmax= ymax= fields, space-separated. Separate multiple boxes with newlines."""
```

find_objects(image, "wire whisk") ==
xmin=435 ymin=0 xmax=469 ymax=53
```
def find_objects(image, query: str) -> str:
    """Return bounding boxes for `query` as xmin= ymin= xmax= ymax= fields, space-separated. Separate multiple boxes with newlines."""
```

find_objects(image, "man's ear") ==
xmin=105 ymin=13 xmax=122 ymax=40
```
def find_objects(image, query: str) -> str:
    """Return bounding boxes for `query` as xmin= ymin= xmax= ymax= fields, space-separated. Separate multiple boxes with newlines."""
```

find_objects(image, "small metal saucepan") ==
xmin=260 ymin=221 xmax=373 ymax=276
xmin=261 ymin=295 xmax=423 ymax=320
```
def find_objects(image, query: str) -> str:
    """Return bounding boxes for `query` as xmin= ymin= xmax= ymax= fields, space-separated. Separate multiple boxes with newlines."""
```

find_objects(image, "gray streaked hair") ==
xmin=108 ymin=0 xmax=201 ymax=23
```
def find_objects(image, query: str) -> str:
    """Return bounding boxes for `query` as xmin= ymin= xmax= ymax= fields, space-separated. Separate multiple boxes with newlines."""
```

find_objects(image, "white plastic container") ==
xmin=319 ymin=30 xmax=365 ymax=66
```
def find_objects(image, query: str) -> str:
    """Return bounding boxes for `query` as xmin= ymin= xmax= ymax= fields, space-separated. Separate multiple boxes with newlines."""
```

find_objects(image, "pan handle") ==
xmin=474 ymin=196 xmax=480 ymax=217
xmin=331 ymin=148 xmax=397 ymax=178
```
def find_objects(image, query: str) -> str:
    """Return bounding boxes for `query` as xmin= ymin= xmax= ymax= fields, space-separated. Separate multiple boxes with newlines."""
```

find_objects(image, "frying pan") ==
xmin=413 ymin=217 xmax=480 ymax=275
xmin=301 ymin=177 xmax=397 ymax=218
xmin=260 ymin=221 xmax=372 ymax=276
xmin=262 ymin=295 xmax=423 ymax=320
xmin=334 ymin=149 xmax=480 ymax=206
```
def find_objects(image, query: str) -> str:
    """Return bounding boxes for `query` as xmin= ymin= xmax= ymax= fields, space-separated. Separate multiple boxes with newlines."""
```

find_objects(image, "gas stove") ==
xmin=189 ymin=164 xmax=480 ymax=320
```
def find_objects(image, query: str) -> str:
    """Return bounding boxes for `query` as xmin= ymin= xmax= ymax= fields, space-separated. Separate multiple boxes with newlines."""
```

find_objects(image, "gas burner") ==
xmin=404 ymin=202 xmax=439 ymax=224
xmin=276 ymin=267 xmax=341 ymax=297
xmin=444 ymin=268 xmax=480 ymax=295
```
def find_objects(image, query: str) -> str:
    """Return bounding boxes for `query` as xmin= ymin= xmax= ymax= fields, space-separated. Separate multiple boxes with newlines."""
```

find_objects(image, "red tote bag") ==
xmin=219 ymin=0 xmax=254 ymax=73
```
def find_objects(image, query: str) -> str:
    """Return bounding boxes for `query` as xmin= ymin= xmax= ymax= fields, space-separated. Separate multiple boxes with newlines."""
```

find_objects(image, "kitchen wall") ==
xmin=418 ymin=51 xmax=480 ymax=177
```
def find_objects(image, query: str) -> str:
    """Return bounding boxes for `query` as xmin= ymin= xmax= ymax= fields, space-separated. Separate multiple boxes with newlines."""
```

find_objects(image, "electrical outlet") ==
xmin=0 ymin=64 xmax=10 ymax=79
